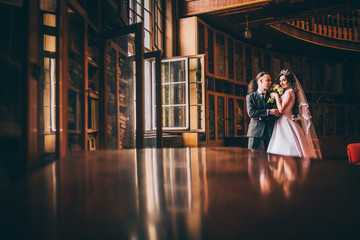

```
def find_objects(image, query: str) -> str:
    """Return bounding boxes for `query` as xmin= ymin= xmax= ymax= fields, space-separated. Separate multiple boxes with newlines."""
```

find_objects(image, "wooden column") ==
xmin=26 ymin=0 xmax=40 ymax=171
xmin=57 ymin=0 xmax=67 ymax=158
xmin=154 ymin=51 xmax=163 ymax=148
xmin=135 ymin=22 xmax=145 ymax=148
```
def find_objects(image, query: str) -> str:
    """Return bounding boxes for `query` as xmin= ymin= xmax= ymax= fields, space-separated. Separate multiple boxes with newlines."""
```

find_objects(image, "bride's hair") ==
xmin=247 ymin=72 xmax=270 ymax=94
xmin=277 ymin=69 xmax=299 ymax=116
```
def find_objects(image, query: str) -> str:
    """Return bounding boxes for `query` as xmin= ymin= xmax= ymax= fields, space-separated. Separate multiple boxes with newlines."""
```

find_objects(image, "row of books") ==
xmin=119 ymin=113 xmax=127 ymax=130
xmin=119 ymin=93 xmax=127 ymax=105
xmin=87 ymin=46 xmax=98 ymax=66
xmin=88 ymin=99 xmax=98 ymax=130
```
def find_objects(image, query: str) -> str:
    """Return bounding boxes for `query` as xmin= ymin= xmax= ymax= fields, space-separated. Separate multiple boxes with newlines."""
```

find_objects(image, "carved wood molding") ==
xmin=181 ymin=0 xmax=272 ymax=16
xmin=271 ymin=23 xmax=360 ymax=52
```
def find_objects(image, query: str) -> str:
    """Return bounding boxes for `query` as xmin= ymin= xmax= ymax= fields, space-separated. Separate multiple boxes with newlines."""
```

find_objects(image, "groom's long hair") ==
xmin=247 ymin=72 xmax=269 ymax=94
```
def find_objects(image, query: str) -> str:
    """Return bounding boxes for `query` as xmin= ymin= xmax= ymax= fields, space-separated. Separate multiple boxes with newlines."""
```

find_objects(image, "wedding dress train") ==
xmin=267 ymin=89 xmax=317 ymax=158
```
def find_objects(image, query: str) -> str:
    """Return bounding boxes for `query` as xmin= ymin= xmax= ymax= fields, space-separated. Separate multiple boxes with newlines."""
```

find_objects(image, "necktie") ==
xmin=261 ymin=93 xmax=265 ymax=99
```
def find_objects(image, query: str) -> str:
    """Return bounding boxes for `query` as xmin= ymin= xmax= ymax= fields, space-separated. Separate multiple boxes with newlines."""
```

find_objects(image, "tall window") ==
xmin=129 ymin=0 xmax=163 ymax=51
xmin=40 ymin=0 xmax=57 ymax=161
xmin=129 ymin=0 xmax=143 ymax=26
xmin=151 ymin=56 xmax=205 ymax=131
xmin=161 ymin=58 xmax=188 ymax=129
xmin=144 ymin=0 xmax=151 ymax=49
xmin=154 ymin=0 xmax=163 ymax=50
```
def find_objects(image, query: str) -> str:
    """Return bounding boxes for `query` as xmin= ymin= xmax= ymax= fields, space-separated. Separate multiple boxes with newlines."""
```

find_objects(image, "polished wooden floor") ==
xmin=1 ymin=147 xmax=360 ymax=239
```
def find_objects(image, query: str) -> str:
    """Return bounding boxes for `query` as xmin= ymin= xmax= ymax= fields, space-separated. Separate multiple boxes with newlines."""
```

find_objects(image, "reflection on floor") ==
xmin=1 ymin=147 xmax=360 ymax=240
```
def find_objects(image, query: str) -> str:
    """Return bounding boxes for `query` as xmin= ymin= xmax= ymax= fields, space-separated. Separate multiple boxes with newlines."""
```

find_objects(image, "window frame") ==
xmin=145 ymin=55 xmax=206 ymax=132
xmin=159 ymin=57 xmax=189 ymax=130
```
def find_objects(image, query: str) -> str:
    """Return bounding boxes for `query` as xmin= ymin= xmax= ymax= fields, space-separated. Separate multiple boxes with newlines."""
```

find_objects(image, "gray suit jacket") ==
xmin=246 ymin=91 xmax=276 ymax=138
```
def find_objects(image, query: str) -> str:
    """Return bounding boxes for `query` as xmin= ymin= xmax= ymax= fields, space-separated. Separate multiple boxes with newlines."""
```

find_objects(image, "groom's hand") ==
xmin=269 ymin=109 xmax=280 ymax=117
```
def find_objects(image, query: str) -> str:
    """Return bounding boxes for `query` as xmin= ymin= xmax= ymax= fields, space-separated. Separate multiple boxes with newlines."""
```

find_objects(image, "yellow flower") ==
xmin=278 ymin=88 xmax=284 ymax=96
xmin=270 ymin=84 xmax=284 ymax=96
xmin=267 ymin=97 xmax=275 ymax=104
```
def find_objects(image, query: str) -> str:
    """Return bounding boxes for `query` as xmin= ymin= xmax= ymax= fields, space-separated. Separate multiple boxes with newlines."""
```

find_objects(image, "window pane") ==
xmin=190 ymin=106 xmax=203 ymax=130
xmin=189 ymin=57 xmax=201 ymax=82
xmin=44 ymin=34 xmax=56 ymax=52
xmin=129 ymin=11 xmax=133 ymax=24
xmin=40 ymin=0 xmax=57 ymax=11
xmin=43 ymin=13 xmax=56 ymax=27
xmin=162 ymin=85 xmax=169 ymax=105
xmin=163 ymin=106 xmax=170 ymax=127
xmin=144 ymin=30 xmax=150 ymax=50
xmin=136 ymin=2 xmax=142 ymax=16
xmin=158 ymin=9 xmax=162 ymax=29
xmin=190 ymin=83 xmax=202 ymax=105
xmin=145 ymin=11 xmax=150 ymax=30
xmin=162 ymin=62 xmax=169 ymax=82
xmin=137 ymin=15 xmax=142 ymax=23
xmin=170 ymin=83 xmax=186 ymax=105
xmin=41 ymin=56 xmax=56 ymax=160
xmin=157 ymin=28 xmax=162 ymax=49
xmin=145 ymin=0 xmax=150 ymax=10
xmin=170 ymin=61 xmax=185 ymax=82
xmin=145 ymin=60 xmax=152 ymax=130
xmin=156 ymin=0 xmax=162 ymax=11
xmin=154 ymin=6 xmax=157 ymax=23
xmin=171 ymin=106 xmax=186 ymax=127
xmin=154 ymin=28 xmax=158 ymax=47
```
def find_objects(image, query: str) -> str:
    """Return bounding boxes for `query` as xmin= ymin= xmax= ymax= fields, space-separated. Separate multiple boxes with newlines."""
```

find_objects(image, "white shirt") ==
xmin=257 ymin=89 xmax=266 ymax=98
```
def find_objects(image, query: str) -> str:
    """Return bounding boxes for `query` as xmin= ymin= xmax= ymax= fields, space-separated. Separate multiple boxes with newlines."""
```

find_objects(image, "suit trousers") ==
xmin=248 ymin=127 xmax=271 ymax=150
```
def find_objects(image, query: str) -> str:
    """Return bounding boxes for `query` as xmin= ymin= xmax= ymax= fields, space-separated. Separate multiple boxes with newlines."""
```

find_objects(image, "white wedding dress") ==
xmin=267 ymin=89 xmax=317 ymax=158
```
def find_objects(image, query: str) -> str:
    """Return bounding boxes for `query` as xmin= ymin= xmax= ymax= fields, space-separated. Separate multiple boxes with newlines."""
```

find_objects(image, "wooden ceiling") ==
xmin=181 ymin=0 xmax=359 ymax=32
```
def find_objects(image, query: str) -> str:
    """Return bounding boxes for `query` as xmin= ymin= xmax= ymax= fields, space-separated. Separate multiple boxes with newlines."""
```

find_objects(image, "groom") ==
xmin=246 ymin=72 xmax=280 ymax=150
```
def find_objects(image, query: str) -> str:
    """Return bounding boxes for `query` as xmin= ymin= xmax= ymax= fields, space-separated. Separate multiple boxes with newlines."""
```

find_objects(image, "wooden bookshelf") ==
xmin=86 ymin=25 xmax=100 ymax=150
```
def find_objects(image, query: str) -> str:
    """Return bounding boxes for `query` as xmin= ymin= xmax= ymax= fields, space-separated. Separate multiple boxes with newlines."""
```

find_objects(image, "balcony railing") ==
xmin=288 ymin=10 xmax=360 ymax=42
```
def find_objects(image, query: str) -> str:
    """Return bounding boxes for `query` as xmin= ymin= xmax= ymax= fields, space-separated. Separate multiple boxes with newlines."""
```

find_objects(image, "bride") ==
xmin=267 ymin=69 xmax=322 ymax=159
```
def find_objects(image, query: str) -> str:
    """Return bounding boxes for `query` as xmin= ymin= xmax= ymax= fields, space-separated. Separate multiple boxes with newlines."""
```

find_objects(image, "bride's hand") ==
xmin=270 ymin=92 xmax=279 ymax=98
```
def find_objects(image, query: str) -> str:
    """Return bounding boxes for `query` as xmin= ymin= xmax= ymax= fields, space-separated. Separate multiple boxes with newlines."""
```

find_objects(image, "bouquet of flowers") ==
xmin=267 ymin=84 xmax=284 ymax=104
